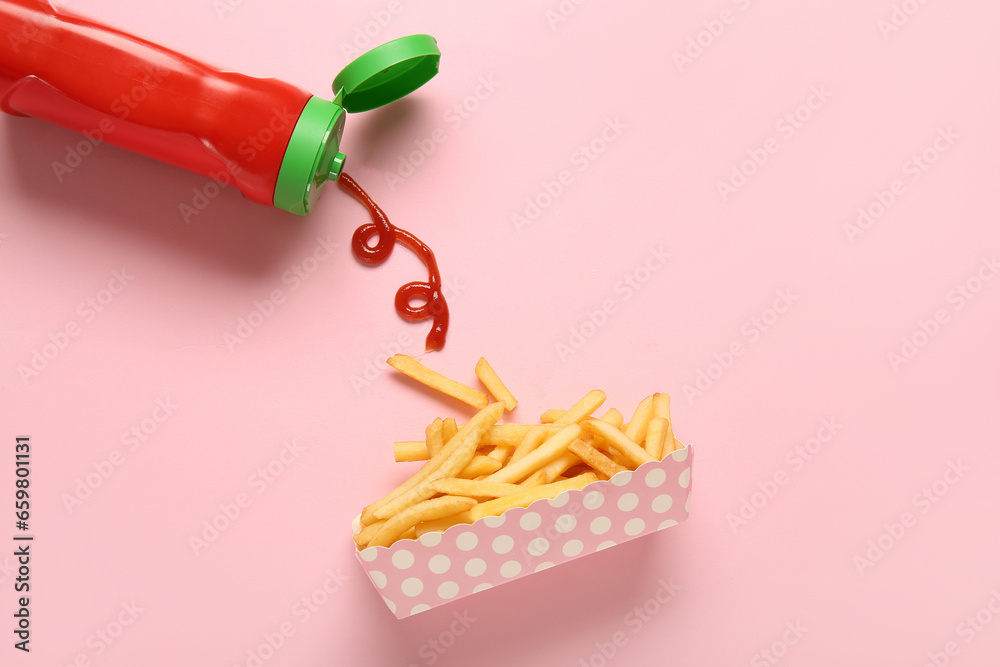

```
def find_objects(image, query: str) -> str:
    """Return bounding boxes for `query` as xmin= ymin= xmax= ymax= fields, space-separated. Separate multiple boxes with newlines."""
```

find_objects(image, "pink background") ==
xmin=3 ymin=1 xmax=1000 ymax=666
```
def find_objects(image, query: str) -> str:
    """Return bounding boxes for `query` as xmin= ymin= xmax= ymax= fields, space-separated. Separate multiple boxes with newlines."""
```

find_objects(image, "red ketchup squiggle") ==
xmin=338 ymin=173 xmax=449 ymax=351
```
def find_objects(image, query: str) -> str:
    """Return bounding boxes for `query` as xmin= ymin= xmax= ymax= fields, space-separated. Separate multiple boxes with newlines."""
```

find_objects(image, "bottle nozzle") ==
xmin=327 ymin=152 xmax=346 ymax=181
xmin=273 ymin=35 xmax=439 ymax=215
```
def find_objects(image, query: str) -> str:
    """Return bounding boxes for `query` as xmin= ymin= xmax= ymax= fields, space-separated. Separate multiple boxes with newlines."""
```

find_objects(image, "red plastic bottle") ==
xmin=0 ymin=0 xmax=439 ymax=214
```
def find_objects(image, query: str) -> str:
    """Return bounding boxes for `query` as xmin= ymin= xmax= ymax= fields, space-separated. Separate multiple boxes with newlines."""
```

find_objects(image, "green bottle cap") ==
xmin=333 ymin=34 xmax=441 ymax=112
xmin=274 ymin=35 xmax=440 ymax=215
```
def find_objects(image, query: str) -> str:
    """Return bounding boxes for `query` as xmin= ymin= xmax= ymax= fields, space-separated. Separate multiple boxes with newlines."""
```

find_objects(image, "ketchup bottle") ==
xmin=0 ymin=0 xmax=439 ymax=214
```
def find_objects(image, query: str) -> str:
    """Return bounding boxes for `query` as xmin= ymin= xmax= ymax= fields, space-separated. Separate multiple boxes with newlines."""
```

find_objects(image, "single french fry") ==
xmin=369 ymin=496 xmax=477 ymax=548
xmin=360 ymin=468 xmax=424 ymax=526
xmin=600 ymin=408 xmax=624 ymax=429
xmin=509 ymin=423 xmax=552 ymax=463
xmin=540 ymin=409 xmax=565 ymax=423
xmin=581 ymin=416 xmax=628 ymax=466
xmin=520 ymin=469 xmax=548 ymax=487
xmin=415 ymin=512 xmax=473 ymax=537
xmin=652 ymin=392 xmax=671 ymax=419
xmin=513 ymin=390 xmax=606 ymax=462
xmin=568 ymin=438 xmax=628 ymax=479
xmin=425 ymin=418 xmax=444 ymax=458
xmin=580 ymin=419 xmax=655 ymax=467
xmin=608 ymin=447 xmax=633 ymax=468
xmin=354 ymin=520 xmax=384 ymax=548
xmin=666 ymin=419 xmax=678 ymax=454
xmin=429 ymin=477 xmax=524 ymax=498
xmin=553 ymin=390 xmax=606 ymax=426
xmin=488 ymin=445 xmax=514 ymax=464
xmin=540 ymin=451 xmax=581 ymax=481
xmin=481 ymin=424 xmax=539 ymax=445
xmin=374 ymin=427 xmax=483 ymax=520
xmin=670 ymin=438 xmax=685 ymax=455
xmin=562 ymin=466 xmax=596 ymax=479
xmin=360 ymin=403 xmax=504 ymax=524
xmin=645 ymin=417 xmax=668 ymax=459
xmin=411 ymin=424 xmax=542 ymax=450
xmin=469 ymin=473 xmax=598 ymax=521
xmin=485 ymin=424 xmax=582 ymax=484
xmin=624 ymin=395 xmax=654 ymax=444
xmin=392 ymin=427 xmax=544 ymax=463
xmin=392 ymin=417 xmax=483 ymax=462
xmin=387 ymin=354 xmax=489 ymax=409
xmin=653 ymin=392 xmax=677 ymax=456
xmin=445 ymin=403 xmax=504 ymax=446
xmin=442 ymin=417 xmax=458 ymax=445
xmin=475 ymin=357 xmax=518 ymax=411
xmin=393 ymin=441 xmax=428 ymax=463
xmin=458 ymin=455 xmax=503 ymax=478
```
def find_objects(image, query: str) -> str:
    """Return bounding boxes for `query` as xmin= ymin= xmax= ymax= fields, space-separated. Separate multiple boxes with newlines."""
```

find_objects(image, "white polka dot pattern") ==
xmin=355 ymin=444 xmax=694 ymax=618
xmin=617 ymin=493 xmax=639 ymax=512
xmin=400 ymin=577 xmax=423 ymax=597
xmin=491 ymin=535 xmax=514 ymax=554
xmin=391 ymin=549 xmax=414 ymax=570
xmin=519 ymin=512 xmax=542 ymax=531
xmin=418 ymin=532 xmax=442 ymax=548
xmin=590 ymin=516 xmax=611 ymax=535
xmin=500 ymin=561 xmax=522 ymax=578
xmin=464 ymin=558 xmax=486 ymax=577
xmin=437 ymin=581 xmax=459 ymax=599
xmin=428 ymin=554 xmax=451 ymax=574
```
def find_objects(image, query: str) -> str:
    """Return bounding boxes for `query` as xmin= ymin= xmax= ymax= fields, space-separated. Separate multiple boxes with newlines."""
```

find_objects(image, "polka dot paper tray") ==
xmin=354 ymin=445 xmax=693 ymax=619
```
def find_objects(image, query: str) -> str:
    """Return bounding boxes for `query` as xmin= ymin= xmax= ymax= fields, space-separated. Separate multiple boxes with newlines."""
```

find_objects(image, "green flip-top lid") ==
xmin=334 ymin=33 xmax=440 ymax=112
xmin=274 ymin=35 xmax=440 ymax=215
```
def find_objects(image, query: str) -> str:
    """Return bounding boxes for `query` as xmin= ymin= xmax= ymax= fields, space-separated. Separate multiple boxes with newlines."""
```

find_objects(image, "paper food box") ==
xmin=354 ymin=445 xmax=692 ymax=619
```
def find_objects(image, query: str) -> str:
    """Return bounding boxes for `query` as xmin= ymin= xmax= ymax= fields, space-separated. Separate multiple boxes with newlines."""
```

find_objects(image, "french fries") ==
xmin=373 ymin=423 xmax=495 ymax=520
xmin=369 ymin=496 xmax=477 ymax=548
xmin=469 ymin=474 xmax=598 ymax=521
xmin=600 ymin=408 xmax=624 ymax=429
xmin=442 ymin=418 xmax=458 ymax=447
xmin=428 ymin=478 xmax=524 ymax=498
xmin=624 ymin=395 xmax=654 ymax=444
xmin=459 ymin=455 xmax=502 ymax=478
xmin=359 ymin=403 xmax=503 ymax=525
xmin=475 ymin=357 xmax=517 ymax=411
xmin=387 ymin=354 xmax=489 ymax=409
xmin=539 ymin=409 xmax=563 ymax=423
xmin=518 ymin=469 xmax=548 ymax=488
xmin=540 ymin=451 xmax=581 ymax=482
xmin=579 ymin=419 xmax=656 ymax=468
xmin=554 ymin=390 xmax=606 ymax=426
xmin=392 ymin=424 xmax=545 ymax=462
xmin=568 ymin=438 xmax=628 ymax=479
xmin=425 ymin=418 xmax=444 ymax=458
xmin=484 ymin=424 xmax=582 ymax=484
xmin=392 ymin=441 xmax=427 ymax=462
xmin=644 ymin=417 xmax=668 ymax=460
xmin=354 ymin=357 xmax=685 ymax=549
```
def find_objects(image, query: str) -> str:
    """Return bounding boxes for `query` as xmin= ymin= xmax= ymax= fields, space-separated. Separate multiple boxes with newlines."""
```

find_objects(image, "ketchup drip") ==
xmin=338 ymin=173 xmax=449 ymax=351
